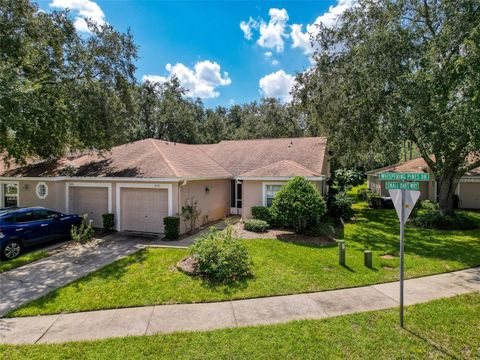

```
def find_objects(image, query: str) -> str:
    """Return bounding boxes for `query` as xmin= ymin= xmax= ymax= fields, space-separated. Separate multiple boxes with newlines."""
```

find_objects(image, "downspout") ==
xmin=179 ymin=180 xmax=187 ymax=232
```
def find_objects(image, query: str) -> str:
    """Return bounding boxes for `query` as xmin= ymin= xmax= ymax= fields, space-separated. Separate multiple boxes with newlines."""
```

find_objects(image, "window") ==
xmin=34 ymin=210 xmax=60 ymax=220
xmin=36 ymin=182 xmax=48 ymax=199
xmin=2 ymin=183 xmax=18 ymax=207
xmin=16 ymin=211 xmax=34 ymax=223
xmin=265 ymin=184 xmax=282 ymax=207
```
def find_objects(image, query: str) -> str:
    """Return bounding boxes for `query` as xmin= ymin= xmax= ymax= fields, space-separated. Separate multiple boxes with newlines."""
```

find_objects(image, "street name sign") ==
xmin=379 ymin=172 xmax=430 ymax=181
xmin=385 ymin=182 xmax=419 ymax=191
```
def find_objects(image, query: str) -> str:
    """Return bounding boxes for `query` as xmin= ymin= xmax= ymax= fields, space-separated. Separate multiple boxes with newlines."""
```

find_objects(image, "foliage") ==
xmin=357 ymin=188 xmax=371 ymax=201
xmin=70 ymin=215 xmax=94 ymax=243
xmin=0 ymin=0 xmax=138 ymax=162
xmin=251 ymin=206 xmax=280 ymax=227
xmin=328 ymin=192 xmax=354 ymax=221
xmin=270 ymin=177 xmax=326 ymax=234
xmin=163 ymin=216 xmax=180 ymax=240
xmin=244 ymin=219 xmax=269 ymax=233
xmin=367 ymin=193 xmax=383 ymax=209
xmin=181 ymin=202 xmax=201 ymax=234
xmin=189 ymin=225 xmax=250 ymax=282
xmin=102 ymin=213 xmax=115 ymax=232
xmin=410 ymin=211 xmax=478 ymax=230
xmin=332 ymin=169 xmax=365 ymax=192
xmin=295 ymin=0 xmax=480 ymax=215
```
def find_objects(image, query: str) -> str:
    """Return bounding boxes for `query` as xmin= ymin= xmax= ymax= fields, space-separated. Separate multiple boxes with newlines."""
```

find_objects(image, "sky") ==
xmin=37 ymin=0 xmax=351 ymax=107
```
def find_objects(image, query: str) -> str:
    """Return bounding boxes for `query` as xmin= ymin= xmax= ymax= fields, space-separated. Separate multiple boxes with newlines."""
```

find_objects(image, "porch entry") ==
xmin=230 ymin=180 xmax=242 ymax=215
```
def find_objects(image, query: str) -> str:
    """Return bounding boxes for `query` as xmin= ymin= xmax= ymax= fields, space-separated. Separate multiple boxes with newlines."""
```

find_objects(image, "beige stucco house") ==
xmin=0 ymin=137 xmax=330 ymax=234
xmin=367 ymin=157 xmax=480 ymax=209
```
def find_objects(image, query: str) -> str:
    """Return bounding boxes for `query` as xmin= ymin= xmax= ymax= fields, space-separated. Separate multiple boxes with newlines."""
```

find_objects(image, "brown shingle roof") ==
xmin=0 ymin=137 xmax=328 ymax=179
xmin=238 ymin=160 xmax=321 ymax=178
xmin=199 ymin=137 xmax=327 ymax=177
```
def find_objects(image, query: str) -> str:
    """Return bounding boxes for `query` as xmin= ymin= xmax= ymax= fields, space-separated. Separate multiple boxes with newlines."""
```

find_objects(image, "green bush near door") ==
xmin=163 ymin=216 xmax=180 ymax=240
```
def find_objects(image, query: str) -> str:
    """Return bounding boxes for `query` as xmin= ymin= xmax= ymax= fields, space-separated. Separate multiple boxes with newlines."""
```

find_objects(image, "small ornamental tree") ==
xmin=270 ymin=177 xmax=326 ymax=234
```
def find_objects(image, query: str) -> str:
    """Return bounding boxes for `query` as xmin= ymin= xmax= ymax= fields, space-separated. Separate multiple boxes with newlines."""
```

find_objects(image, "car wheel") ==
xmin=1 ymin=240 xmax=23 ymax=260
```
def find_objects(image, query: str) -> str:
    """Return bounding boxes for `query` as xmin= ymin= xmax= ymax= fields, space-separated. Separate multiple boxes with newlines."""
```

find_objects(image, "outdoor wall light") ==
xmin=205 ymin=186 xmax=210 ymax=194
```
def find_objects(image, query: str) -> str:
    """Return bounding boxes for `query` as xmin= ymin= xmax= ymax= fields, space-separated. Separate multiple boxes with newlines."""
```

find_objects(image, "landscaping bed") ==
xmin=2 ymin=292 xmax=479 ymax=359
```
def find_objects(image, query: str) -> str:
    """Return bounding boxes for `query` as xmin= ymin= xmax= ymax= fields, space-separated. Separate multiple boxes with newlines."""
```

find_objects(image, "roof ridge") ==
xmin=366 ymin=156 xmax=425 ymax=175
xmin=149 ymin=139 xmax=180 ymax=177
xmin=194 ymin=144 xmax=233 ymax=176
xmin=283 ymin=160 xmax=320 ymax=176
xmin=219 ymin=136 xmax=327 ymax=144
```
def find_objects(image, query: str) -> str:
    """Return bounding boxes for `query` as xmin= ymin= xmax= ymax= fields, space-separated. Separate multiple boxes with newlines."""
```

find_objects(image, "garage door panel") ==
xmin=460 ymin=183 xmax=480 ymax=209
xmin=121 ymin=188 xmax=168 ymax=233
xmin=70 ymin=187 xmax=108 ymax=228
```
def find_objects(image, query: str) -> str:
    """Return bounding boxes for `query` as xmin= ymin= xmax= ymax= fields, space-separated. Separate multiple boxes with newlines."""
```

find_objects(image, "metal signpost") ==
xmin=379 ymin=172 xmax=429 ymax=327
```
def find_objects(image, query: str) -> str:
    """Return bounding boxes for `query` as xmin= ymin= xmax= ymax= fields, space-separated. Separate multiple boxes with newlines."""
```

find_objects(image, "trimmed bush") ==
xmin=71 ymin=214 xmax=94 ymax=243
xmin=409 ymin=211 xmax=478 ymax=230
xmin=190 ymin=225 xmax=250 ymax=282
xmin=358 ymin=188 xmax=371 ymax=201
xmin=102 ymin=213 xmax=115 ymax=232
xmin=420 ymin=200 xmax=439 ymax=211
xmin=164 ymin=216 xmax=180 ymax=240
xmin=367 ymin=193 xmax=383 ymax=209
xmin=251 ymin=206 xmax=271 ymax=222
xmin=270 ymin=176 xmax=326 ymax=234
xmin=328 ymin=192 xmax=354 ymax=221
xmin=244 ymin=219 xmax=269 ymax=232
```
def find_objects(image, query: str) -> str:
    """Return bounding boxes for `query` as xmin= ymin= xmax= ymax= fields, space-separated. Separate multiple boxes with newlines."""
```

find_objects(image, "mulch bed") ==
xmin=233 ymin=223 xmax=335 ymax=246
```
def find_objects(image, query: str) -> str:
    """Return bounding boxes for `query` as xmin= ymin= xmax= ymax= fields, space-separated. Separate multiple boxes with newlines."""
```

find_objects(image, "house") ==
xmin=0 ymin=137 xmax=330 ymax=234
xmin=367 ymin=157 xmax=480 ymax=209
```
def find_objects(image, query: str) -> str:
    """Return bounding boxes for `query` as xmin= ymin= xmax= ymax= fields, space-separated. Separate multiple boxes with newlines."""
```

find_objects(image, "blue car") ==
xmin=0 ymin=207 xmax=82 ymax=260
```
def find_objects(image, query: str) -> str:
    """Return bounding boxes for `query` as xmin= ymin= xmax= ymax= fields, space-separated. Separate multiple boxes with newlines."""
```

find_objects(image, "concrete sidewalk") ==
xmin=1 ymin=267 xmax=478 ymax=345
xmin=0 ymin=232 xmax=195 ymax=317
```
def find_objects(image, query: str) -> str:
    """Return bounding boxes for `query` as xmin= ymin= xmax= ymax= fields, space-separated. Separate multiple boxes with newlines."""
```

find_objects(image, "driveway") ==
xmin=0 ymin=232 xmax=194 ymax=317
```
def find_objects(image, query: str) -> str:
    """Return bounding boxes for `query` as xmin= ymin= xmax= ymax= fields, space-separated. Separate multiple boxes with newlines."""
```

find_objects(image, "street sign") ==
xmin=389 ymin=189 xmax=421 ymax=224
xmin=385 ymin=181 xmax=419 ymax=191
xmin=379 ymin=172 xmax=430 ymax=181
xmin=388 ymin=188 xmax=421 ymax=328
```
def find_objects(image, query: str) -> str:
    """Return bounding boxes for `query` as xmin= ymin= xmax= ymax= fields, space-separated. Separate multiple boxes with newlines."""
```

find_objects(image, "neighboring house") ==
xmin=367 ymin=157 xmax=480 ymax=209
xmin=0 ymin=137 xmax=330 ymax=234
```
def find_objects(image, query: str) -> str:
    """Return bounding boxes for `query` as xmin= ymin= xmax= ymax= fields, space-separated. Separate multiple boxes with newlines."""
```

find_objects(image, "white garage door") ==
xmin=459 ymin=183 xmax=480 ymax=209
xmin=120 ymin=188 xmax=168 ymax=233
xmin=70 ymin=187 xmax=109 ymax=228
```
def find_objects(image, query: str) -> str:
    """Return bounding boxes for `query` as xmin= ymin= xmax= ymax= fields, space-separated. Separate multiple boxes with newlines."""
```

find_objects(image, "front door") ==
xmin=230 ymin=180 xmax=242 ymax=215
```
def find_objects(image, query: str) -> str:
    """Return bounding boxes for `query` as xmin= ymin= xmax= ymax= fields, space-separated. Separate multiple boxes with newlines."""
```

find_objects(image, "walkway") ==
xmin=0 ymin=232 xmax=196 ymax=318
xmin=1 ymin=267 xmax=478 ymax=344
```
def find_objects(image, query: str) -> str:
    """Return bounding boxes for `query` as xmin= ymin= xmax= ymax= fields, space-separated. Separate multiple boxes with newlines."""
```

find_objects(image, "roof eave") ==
xmin=235 ymin=175 xmax=326 ymax=181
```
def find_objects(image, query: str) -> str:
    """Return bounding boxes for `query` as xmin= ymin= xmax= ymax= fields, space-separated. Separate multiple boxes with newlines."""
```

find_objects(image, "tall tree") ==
xmin=295 ymin=0 xmax=480 ymax=214
xmin=0 ymin=0 xmax=137 ymax=162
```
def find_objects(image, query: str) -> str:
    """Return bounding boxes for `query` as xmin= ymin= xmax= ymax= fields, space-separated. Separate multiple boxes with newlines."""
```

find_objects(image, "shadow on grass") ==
xmin=197 ymin=273 xmax=254 ymax=295
xmin=404 ymin=327 xmax=461 ymax=359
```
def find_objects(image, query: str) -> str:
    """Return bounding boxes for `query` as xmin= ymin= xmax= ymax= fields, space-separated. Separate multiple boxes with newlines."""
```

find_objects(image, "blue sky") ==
xmin=38 ymin=0 xmax=347 ymax=107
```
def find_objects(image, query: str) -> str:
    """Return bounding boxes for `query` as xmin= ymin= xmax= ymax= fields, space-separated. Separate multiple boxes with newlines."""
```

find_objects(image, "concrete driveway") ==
xmin=0 ymin=232 xmax=193 ymax=317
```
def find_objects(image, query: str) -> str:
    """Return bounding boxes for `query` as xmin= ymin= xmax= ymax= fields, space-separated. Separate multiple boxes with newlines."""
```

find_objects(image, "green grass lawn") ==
xmin=9 ymin=197 xmax=480 ymax=316
xmin=2 ymin=293 xmax=479 ymax=359
xmin=0 ymin=250 xmax=49 ymax=274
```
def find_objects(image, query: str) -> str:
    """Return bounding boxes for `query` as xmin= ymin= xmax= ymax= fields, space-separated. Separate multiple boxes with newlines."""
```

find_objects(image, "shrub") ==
xmin=71 ymin=214 xmax=94 ymax=243
xmin=333 ymin=169 xmax=365 ymax=192
xmin=420 ymin=200 xmax=439 ymax=211
xmin=163 ymin=216 xmax=180 ymax=240
xmin=102 ymin=213 xmax=115 ymax=232
xmin=244 ymin=219 xmax=269 ymax=232
xmin=270 ymin=176 xmax=326 ymax=234
xmin=181 ymin=202 xmax=201 ymax=234
xmin=367 ymin=193 xmax=383 ymax=209
xmin=358 ymin=188 xmax=371 ymax=201
xmin=251 ymin=206 xmax=281 ymax=227
xmin=328 ymin=192 xmax=354 ymax=221
xmin=189 ymin=225 xmax=250 ymax=282
xmin=410 ymin=211 xmax=478 ymax=230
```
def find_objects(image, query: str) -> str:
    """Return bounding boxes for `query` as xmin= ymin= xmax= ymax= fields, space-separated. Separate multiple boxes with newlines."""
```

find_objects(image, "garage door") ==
xmin=121 ymin=188 xmax=168 ymax=233
xmin=70 ymin=187 xmax=109 ymax=227
xmin=459 ymin=183 xmax=480 ymax=209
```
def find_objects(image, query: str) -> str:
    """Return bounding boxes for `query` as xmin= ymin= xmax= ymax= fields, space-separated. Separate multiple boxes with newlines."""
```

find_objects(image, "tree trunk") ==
xmin=437 ymin=174 xmax=458 ymax=216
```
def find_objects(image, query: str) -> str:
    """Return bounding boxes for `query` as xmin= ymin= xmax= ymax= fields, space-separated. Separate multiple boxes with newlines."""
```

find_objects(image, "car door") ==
xmin=14 ymin=211 xmax=49 ymax=246
xmin=43 ymin=210 xmax=68 ymax=239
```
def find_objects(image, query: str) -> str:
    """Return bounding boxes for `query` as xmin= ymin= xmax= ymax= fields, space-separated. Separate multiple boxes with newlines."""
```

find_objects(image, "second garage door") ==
xmin=70 ymin=187 xmax=109 ymax=228
xmin=121 ymin=188 xmax=169 ymax=233
xmin=459 ymin=182 xmax=480 ymax=209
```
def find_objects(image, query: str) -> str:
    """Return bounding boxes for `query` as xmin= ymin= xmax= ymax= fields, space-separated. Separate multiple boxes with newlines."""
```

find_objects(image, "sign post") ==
xmin=379 ymin=172 xmax=429 ymax=327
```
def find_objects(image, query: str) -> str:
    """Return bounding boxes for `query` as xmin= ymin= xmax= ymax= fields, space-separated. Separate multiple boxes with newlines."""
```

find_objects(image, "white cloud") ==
xmin=271 ymin=59 xmax=279 ymax=66
xmin=142 ymin=60 xmax=231 ymax=99
xmin=259 ymin=70 xmax=295 ymax=103
xmin=240 ymin=17 xmax=258 ymax=40
xmin=257 ymin=8 xmax=289 ymax=53
xmin=264 ymin=51 xmax=273 ymax=58
xmin=50 ymin=0 xmax=105 ymax=33
xmin=291 ymin=0 xmax=355 ymax=54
